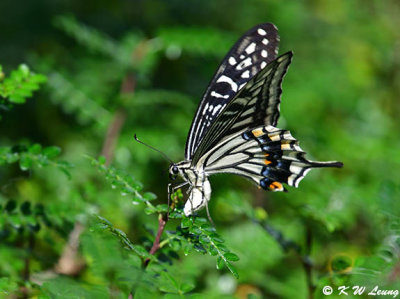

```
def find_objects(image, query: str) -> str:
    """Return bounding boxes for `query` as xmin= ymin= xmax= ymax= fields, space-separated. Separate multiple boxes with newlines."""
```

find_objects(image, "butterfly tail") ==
xmin=308 ymin=160 xmax=343 ymax=168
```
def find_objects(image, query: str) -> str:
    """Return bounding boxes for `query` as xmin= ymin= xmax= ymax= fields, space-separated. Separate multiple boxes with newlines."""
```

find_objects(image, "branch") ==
xmin=303 ymin=225 xmax=315 ymax=299
xmin=144 ymin=213 xmax=168 ymax=267
xmin=101 ymin=74 xmax=135 ymax=165
xmin=252 ymin=219 xmax=301 ymax=253
xmin=253 ymin=218 xmax=315 ymax=298
xmin=54 ymin=222 xmax=85 ymax=275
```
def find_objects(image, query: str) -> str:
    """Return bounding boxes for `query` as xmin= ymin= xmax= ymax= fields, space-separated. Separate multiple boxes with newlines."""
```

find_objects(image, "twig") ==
xmin=143 ymin=192 xmax=180 ymax=267
xmin=101 ymin=74 xmax=135 ymax=165
xmin=252 ymin=219 xmax=301 ymax=253
xmin=22 ymin=233 xmax=35 ymax=281
xmin=144 ymin=213 xmax=168 ymax=267
xmin=254 ymin=218 xmax=315 ymax=299
xmin=55 ymin=222 xmax=85 ymax=275
xmin=20 ymin=233 xmax=35 ymax=298
xmin=303 ymin=225 xmax=315 ymax=299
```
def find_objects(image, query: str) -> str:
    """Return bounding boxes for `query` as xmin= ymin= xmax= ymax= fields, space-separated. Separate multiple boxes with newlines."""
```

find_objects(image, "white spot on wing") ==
xmin=228 ymin=56 xmax=237 ymax=65
xmin=236 ymin=57 xmax=252 ymax=70
xmin=257 ymin=28 xmax=267 ymax=36
xmin=262 ymin=38 xmax=269 ymax=45
xmin=216 ymin=75 xmax=238 ymax=92
xmin=241 ymin=70 xmax=250 ymax=78
xmin=245 ymin=42 xmax=256 ymax=54
xmin=261 ymin=50 xmax=268 ymax=58
xmin=288 ymin=174 xmax=296 ymax=186
xmin=261 ymin=62 xmax=267 ymax=69
xmin=212 ymin=104 xmax=222 ymax=115
xmin=203 ymin=102 xmax=209 ymax=113
xmin=290 ymin=164 xmax=303 ymax=174
xmin=211 ymin=91 xmax=229 ymax=99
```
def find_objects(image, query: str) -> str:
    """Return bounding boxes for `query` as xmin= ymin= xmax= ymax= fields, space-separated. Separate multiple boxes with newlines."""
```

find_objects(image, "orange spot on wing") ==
xmin=252 ymin=129 xmax=264 ymax=137
xmin=269 ymin=182 xmax=283 ymax=190
xmin=264 ymin=159 xmax=272 ymax=165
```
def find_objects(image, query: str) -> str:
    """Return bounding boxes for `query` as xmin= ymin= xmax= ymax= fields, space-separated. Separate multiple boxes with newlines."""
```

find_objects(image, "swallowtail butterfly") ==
xmin=168 ymin=23 xmax=343 ymax=216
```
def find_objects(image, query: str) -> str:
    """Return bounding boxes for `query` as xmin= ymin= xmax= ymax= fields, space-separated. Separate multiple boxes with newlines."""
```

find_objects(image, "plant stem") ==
xmin=144 ymin=213 xmax=168 ymax=267
xmin=303 ymin=225 xmax=315 ymax=299
xmin=101 ymin=73 xmax=135 ymax=165
xmin=254 ymin=218 xmax=315 ymax=298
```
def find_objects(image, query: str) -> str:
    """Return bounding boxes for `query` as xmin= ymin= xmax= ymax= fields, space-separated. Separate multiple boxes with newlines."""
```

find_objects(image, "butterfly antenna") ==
xmin=134 ymin=134 xmax=173 ymax=163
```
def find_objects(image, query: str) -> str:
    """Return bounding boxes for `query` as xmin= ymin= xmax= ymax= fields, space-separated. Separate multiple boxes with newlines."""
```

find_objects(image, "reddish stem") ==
xmin=144 ymin=214 xmax=168 ymax=267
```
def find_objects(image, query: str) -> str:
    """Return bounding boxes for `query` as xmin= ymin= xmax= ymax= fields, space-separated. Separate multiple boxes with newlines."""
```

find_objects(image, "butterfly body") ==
xmin=169 ymin=160 xmax=211 ymax=215
xmin=169 ymin=23 xmax=342 ymax=216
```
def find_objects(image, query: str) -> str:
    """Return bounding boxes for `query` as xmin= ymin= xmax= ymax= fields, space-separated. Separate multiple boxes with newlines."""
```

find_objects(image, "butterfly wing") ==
xmin=192 ymin=52 xmax=293 ymax=164
xmin=185 ymin=23 xmax=280 ymax=160
xmin=192 ymin=52 xmax=342 ymax=190
xmin=200 ymin=125 xmax=342 ymax=191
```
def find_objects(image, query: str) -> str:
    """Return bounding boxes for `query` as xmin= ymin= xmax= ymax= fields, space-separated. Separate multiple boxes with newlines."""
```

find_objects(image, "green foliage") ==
xmin=179 ymin=216 xmax=240 ymax=278
xmin=1 ymin=1 xmax=400 ymax=298
xmin=90 ymin=156 xmax=148 ymax=204
xmin=0 ymin=199 xmax=48 ymax=238
xmin=90 ymin=157 xmax=240 ymax=278
xmin=157 ymin=27 xmax=237 ymax=57
xmin=0 ymin=64 xmax=46 ymax=105
xmin=94 ymin=215 xmax=155 ymax=261
xmin=0 ymin=144 xmax=70 ymax=175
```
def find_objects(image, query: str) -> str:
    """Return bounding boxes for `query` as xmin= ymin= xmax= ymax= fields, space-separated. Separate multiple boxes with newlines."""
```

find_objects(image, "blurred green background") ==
xmin=1 ymin=0 xmax=400 ymax=298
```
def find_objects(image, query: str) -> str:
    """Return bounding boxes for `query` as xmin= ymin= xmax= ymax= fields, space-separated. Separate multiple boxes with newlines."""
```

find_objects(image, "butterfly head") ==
xmin=169 ymin=164 xmax=180 ymax=180
xmin=169 ymin=160 xmax=191 ymax=180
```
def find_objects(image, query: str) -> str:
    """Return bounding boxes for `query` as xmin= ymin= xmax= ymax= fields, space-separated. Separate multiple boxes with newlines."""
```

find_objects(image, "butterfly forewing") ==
xmin=185 ymin=23 xmax=280 ymax=160
xmin=192 ymin=52 xmax=293 ymax=164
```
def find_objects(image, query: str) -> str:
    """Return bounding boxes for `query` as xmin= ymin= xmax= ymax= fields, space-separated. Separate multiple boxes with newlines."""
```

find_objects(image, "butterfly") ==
xmin=168 ymin=23 xmax=343 ymax=216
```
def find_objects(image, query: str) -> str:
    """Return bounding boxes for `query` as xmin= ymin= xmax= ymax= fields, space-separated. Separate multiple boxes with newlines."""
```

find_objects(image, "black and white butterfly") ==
xmin=168 ymin=23 xmax=343 ymax=216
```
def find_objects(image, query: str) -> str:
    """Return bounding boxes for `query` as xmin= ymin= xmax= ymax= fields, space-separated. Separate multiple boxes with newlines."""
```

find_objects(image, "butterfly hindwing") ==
xmin=185 ymin=23 xmax=280 ymax=160
xmin=192 ymin=52 xmax=293 ymax=164
xmin=201 ymin=125 xmax=342 ymax=191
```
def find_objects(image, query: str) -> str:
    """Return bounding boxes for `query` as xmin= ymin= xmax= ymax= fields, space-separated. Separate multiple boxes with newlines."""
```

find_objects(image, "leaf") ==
xmin=19 ymin=154 xmax=32 ymax=170
xmin=180 ymin=282 xmax=195 ymax=293
xmin=43 ymin=146 xmax=61 ymax=158
xmin=156 ymin=204 xmax=168 ymax=213
xmin=20 ymin=201 xmax=32 ymax=215
xmin=225 ymin=261 xmax=239 ymax=279
xmin=143 ymin=192 xmax=157 ymax=201
xmin=199 ymin=235 xmax=210 ymax=245
xmin=131 ymin=245 xmax=153 ymax=259
xmin=181 ymin=217 xmax=191 ymax=228
xmin=159 ymin=272 xmax=180 ymax=294
xmin=216 ymin=256 xmax=225 ymax=270
xmin=183 ymin=242 xmax=193 ymax=256
xmin=208 ymin=245 xmax=218 ymax=256
xmin=194 ymin=217 xmax=207 ymax=225
xmin=28 ymin=143 xmax=42 ymax=154
xmin=8 ymin=94 xmax=26 ymax=104
xmin=189 ymin=226 xmax=201 ymax=235
xmin=144 ymin=206 xmax=157 ymax=215
xmin=98 ymin=155 xmax=106 ymax=165
xmin=5 ymin=200 xmax=17 ymax=213
xmin=224 ymin=252 xmax=240 ymax=262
